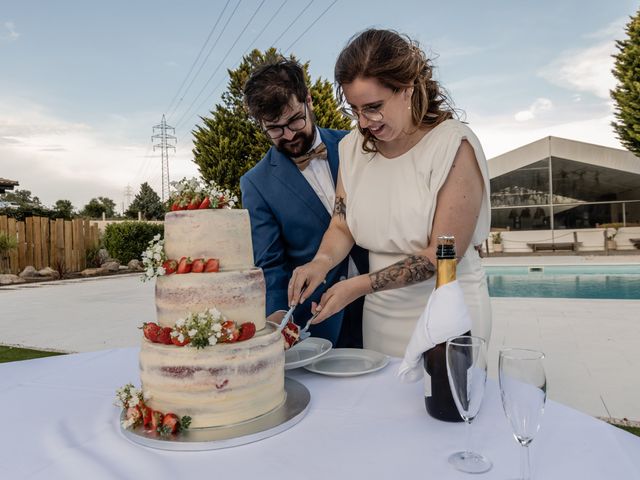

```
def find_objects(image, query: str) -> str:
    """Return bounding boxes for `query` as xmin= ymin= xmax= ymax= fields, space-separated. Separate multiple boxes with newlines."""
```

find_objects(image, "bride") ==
xmin=288 ymin=29 xmax=492 ymax=357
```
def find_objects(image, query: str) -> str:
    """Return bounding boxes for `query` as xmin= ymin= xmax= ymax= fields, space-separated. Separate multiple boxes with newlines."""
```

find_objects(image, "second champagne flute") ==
xmin=499 ymin=348 xmax=547 ymax=480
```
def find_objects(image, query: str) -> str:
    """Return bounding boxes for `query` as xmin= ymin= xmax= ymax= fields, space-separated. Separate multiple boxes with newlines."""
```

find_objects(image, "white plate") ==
xmin=284 ymin=337 xmax=333 ymax=370
xmin=304 ymin=348 xmax=390 ymax=377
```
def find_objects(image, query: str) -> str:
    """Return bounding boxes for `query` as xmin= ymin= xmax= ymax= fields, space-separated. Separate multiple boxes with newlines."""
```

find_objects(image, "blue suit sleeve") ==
xmin=240 ymin=174 xmax=290 ymax=316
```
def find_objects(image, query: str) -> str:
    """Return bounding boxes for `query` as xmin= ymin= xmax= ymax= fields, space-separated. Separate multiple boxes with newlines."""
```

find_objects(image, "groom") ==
xmin=240 ymin=59 xmax=368 ymax=347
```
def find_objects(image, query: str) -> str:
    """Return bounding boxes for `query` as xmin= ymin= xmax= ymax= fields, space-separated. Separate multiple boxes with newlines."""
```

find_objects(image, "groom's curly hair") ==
xmin=244 ymin=59 xmax=309 ymax=122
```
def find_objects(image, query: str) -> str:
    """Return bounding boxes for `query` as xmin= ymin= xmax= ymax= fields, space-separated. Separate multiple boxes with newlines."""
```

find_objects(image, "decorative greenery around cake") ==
xmin=115 ymin=383 xmax=191 ymax=436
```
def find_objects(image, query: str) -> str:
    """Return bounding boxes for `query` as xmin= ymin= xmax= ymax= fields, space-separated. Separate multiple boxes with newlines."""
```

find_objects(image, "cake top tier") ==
xmin=163 ymin=209 xmax=254 ymax=271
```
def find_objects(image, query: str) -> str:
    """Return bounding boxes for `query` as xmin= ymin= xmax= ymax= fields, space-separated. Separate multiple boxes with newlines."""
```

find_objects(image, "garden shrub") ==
xmin=103 ymin=222 xmax=163 ymax=264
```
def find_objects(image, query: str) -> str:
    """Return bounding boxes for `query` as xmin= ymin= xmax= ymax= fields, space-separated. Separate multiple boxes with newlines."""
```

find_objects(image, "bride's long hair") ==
xmin=335 ymin=29 xmax=457 ymax=153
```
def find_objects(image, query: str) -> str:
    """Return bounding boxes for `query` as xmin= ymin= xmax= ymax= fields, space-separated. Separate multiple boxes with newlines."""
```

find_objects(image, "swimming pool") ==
xmin=485 ymin=265 xmax=640 ymax=299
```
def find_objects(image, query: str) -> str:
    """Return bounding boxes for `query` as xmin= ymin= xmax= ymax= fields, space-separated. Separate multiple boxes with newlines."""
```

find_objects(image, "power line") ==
xmin=169 ymin=0 xmax=245 ymax=128
xmin=167 ymin=1 xmax=240 ymax=123
xmin=283 ymin=0 xmax=338 ymax=53
xmin=165 ymin=0 xmax=233 ymax=118
xmin=242 ymin=0 xmax=288 ymax=56
xmin=130 ymin=141 xmax=155 ymax=188
xmin=173 ymin=0 xmax=267 ymax=132
xmin=270 ymin=0 xmax=314 ymax=47
xmin=175 ymin=0 xmax=289 ymax=143
xmin=174 ymin=0 xmax=339 ymax=143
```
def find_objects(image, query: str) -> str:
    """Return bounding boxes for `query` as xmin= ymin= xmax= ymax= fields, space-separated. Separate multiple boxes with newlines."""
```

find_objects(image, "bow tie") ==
xmin=292 ymin=143 xmax=327 ymax=171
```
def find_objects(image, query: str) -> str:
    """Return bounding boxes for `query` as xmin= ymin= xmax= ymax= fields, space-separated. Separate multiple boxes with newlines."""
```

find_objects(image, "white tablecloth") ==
xmin=1 ymin=348 xmax=638 ymax=479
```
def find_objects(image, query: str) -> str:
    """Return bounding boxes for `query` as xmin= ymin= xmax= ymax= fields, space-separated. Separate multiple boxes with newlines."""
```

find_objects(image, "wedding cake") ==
xmin=138 ymin=208 xmax=285 ymax=429
xmin=113 ymin=180 xmax=288 ymax=433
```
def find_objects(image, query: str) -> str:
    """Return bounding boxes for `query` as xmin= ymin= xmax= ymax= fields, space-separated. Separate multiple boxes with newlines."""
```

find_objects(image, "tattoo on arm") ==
xmin=369 ymin=255 xmax=436 ymax=292
xmin=333 ymin=195 xmax=346 ymax=220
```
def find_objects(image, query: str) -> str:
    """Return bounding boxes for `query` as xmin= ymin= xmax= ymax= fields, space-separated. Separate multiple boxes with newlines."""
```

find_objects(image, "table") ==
xmin=1 ymin=348 xmax=638 ymax=479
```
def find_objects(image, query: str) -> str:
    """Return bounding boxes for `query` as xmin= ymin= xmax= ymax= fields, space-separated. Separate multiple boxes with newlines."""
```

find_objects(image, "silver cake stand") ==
xmin=119 ymin=378 xmax=310 ymax=451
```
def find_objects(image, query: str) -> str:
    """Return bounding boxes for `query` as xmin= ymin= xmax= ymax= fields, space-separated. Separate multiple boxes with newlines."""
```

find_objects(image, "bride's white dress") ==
xmin=339 ymin=119 xmax=492 ymax=357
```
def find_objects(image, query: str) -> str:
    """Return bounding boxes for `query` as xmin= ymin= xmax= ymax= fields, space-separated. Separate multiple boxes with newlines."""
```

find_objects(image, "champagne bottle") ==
xmin=423 ymin=235 xmax=469 ymax=422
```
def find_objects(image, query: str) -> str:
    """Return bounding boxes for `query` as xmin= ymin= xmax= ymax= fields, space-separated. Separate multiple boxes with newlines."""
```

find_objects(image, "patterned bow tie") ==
xmin=292 ymin=143 xmax=327 ymax=171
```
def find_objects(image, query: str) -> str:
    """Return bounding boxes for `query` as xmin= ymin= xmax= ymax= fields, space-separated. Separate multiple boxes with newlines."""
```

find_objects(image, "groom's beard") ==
xmin=275 ymin=129 xmax=315 ymax=158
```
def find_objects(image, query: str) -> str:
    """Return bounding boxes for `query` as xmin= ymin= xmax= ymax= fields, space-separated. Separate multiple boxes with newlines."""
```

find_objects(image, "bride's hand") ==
xmin=288 ymin=256 xmax=332 ymax=306
xmin=310 ymin=276 xmax=367 ymax=324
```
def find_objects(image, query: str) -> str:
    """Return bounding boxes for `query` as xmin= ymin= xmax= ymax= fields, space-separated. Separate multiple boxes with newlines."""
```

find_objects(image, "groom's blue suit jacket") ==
xmin=240 ymin=128 xmax=369 ymax=343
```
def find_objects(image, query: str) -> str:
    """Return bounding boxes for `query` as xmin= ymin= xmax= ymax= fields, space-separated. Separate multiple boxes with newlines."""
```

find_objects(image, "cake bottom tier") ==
xmin=140 ymin=323 xmax=285 ymax=428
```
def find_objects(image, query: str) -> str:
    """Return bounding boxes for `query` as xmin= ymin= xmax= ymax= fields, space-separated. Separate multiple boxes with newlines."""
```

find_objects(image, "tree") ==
xmin=192 ymin=48 xmax=351 ymax=201
xmin=0 ymin=189 xmax=51 ymax=220
xmin=1 ymin=189 xmax=42 ymax=207
xmin=53 ymin=199 xmax=74 ymax=219
xmin=125 ymin=182 xmax=165 ymax=220
xmin=611 ymin=8 xmax=640 ymax=157
xmin=80 ymin=197 xmax=117 ymax=218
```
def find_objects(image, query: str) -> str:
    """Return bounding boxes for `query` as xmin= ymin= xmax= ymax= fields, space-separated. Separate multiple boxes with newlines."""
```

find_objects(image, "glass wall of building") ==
xmin=490 ymin=157 xmax=640 ymax=230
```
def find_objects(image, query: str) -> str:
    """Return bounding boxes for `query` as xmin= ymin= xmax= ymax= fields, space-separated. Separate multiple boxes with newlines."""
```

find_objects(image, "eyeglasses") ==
xmin=263 ymin=103 xmax=308 ymax=139
xmin=340 ymin=89 xmax=398 ymax=122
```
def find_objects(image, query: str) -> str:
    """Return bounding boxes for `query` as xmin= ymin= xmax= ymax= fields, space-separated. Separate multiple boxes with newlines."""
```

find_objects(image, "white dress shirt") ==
xmin=300 ymin=128 xmax=359 ymax=279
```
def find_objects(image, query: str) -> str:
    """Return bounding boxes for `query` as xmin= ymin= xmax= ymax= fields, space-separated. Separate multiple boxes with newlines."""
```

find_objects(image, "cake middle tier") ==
xmin=155 ymin=268 xmax=266 ymax=330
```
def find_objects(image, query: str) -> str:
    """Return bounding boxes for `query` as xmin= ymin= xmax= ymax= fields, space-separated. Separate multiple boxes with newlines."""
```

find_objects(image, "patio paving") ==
xmin=1 ymin=265 xmax=638 ymax=421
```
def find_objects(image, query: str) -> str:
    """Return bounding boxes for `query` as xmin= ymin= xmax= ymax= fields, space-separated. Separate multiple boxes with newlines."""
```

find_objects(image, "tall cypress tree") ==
xmin=192 ymin=48 xmax=351 ymax=201
xmin=611 ymin=9 xmax=640 ymax=157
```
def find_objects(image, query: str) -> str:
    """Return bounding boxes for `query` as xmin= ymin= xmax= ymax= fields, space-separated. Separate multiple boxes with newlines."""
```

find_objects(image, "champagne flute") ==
xmin=446 ymin=335 xmax=492 ymax=474
xmin=498 ymin=349 xmax=547 ymax=480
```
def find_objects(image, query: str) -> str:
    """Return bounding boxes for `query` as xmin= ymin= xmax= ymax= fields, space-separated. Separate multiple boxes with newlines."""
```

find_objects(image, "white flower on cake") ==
xmin=168 ymin=177 xmax=238 ymax=211
xmin=141 ymin=236 xmax=167 ymax=282
xmin=171 ymin=308 xmax=229 ymax=349
xmin=114 ymin=383 xmax=144 ymax=409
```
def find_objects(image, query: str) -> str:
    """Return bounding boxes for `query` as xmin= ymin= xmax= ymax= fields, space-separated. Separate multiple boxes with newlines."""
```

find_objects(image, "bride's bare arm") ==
xmin=288 ymin=173 xmax=355 ymax=305
xmin=366 ymin=140 xmax=483 ymax=293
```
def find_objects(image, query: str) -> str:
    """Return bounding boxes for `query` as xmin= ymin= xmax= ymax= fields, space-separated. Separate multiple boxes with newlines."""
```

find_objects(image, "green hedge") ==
xmin=103 ymin=221 xmax=164 ymax=264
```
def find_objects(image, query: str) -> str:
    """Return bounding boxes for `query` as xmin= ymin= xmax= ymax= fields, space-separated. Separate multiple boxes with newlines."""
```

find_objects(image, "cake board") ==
xmin=119 ymin=378 xmax=310 ymax=451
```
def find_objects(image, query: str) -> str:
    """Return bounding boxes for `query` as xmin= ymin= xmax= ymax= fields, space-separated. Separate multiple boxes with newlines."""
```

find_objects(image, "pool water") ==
xmin=485 ymin=265 xmax=640 ymax=300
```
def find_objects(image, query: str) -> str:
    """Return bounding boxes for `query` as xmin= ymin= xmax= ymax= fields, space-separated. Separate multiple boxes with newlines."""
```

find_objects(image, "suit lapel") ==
xmin=269 ymin=147 xmax=331 ymax=225
xmin=320 ymin=129 xmax=340 ymax=186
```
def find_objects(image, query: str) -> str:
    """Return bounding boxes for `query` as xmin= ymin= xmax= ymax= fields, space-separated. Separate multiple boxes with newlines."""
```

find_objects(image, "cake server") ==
xmin=278 ymin=304 xmax=296 ymax=332
xmin=298 ymin=311 xmax=319 ymax=341
xmin=279 ymin=283 xmax=311 ymax=331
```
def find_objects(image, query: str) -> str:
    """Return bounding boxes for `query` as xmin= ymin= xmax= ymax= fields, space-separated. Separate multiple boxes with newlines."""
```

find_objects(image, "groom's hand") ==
xmin=288 ymin=256 xmax=332 ymax=306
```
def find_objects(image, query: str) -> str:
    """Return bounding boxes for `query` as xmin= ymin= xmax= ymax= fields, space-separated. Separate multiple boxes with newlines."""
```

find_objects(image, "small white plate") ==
xmin=304 ymin=348 xmax=390 ymax=377
xmin=284 ymin=337 xmax=333 ymax=370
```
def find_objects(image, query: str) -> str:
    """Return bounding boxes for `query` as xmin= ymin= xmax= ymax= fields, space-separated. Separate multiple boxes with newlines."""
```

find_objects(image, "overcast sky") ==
xmin=1 ymin=0 xmax=638 ymax=211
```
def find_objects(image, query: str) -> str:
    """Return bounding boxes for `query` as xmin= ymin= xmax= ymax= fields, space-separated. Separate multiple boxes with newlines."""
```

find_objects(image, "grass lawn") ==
xmin=617 ymin=425 xmax=640 ymax=437
xmin=0 ymin=346 xmax=66 ymax=363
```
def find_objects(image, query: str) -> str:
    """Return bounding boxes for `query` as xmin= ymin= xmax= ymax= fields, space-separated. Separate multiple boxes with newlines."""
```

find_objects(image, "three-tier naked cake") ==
xmin=139 ymin=208 xmax=286 ymax=429
xmin=115 ymin=180 xmax=303 ymax=437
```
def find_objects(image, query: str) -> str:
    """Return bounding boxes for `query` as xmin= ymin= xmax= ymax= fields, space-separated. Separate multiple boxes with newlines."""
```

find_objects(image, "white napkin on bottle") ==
xmin=397 ymin=280 xmax=472 ymax=383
